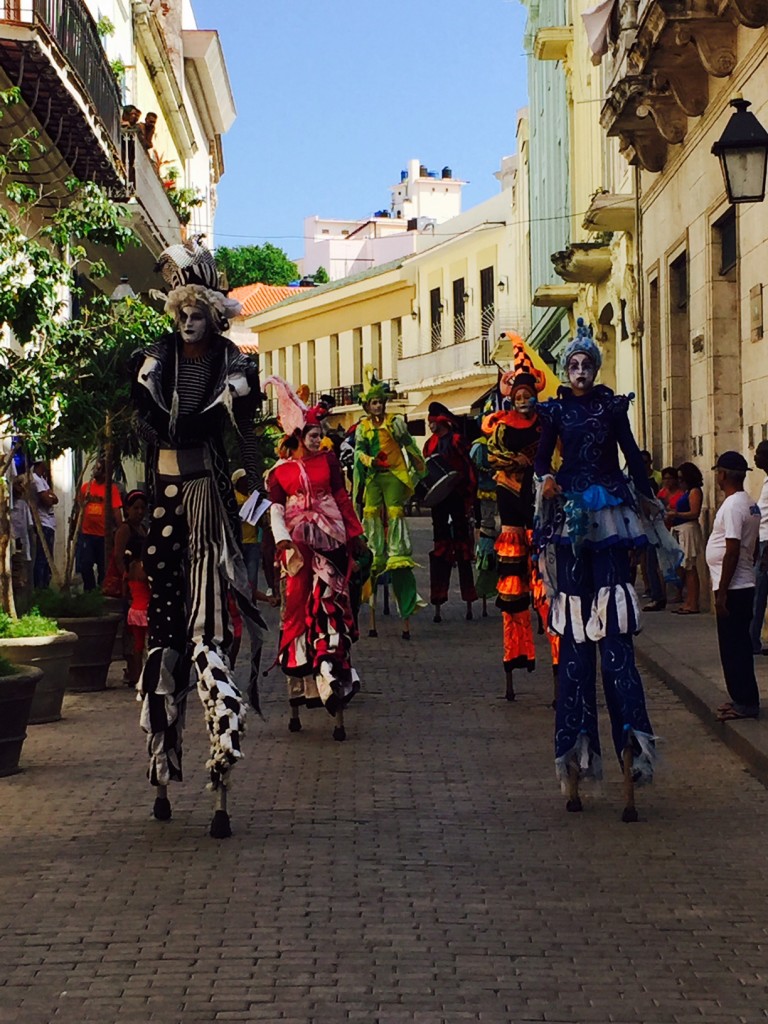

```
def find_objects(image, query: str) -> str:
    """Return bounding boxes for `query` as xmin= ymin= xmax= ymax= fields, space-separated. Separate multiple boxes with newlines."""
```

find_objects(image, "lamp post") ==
xmin=711 ymin=97 xmax=768 ymax=204
xmin=110 ymin=275 xmax=136 ymax=302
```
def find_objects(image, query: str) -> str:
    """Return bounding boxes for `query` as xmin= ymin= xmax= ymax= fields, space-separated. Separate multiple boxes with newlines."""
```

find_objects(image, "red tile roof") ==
xmin=230 ymin=282 xmax=315 ymax=317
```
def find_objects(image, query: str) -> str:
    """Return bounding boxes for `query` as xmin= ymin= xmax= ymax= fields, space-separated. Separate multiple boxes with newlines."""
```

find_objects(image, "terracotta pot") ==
xmin=0 ymin=632 xmax=78 ymax=725
xmin=0 ymin=664 xmax=43 ymax=776
xmin=59 ymin=614 xmax=121 ymax=693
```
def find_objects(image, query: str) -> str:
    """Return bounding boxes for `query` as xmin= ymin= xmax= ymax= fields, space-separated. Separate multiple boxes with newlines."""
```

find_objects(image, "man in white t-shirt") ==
xmin=706 ymin=451 xmax=761 ymax=721
xmin=749 ymin=440 xmax=768 ymax=654
xmin=31 ymin=460 xmax=58 ymax=589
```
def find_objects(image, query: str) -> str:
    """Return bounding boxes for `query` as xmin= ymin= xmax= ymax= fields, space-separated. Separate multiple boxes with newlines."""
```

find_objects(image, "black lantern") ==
xmin=711 ymin=97 xmax=768 ymax=204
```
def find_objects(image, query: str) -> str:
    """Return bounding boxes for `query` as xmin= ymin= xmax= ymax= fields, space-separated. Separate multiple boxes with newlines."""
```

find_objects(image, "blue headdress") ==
xmin=563 ymin=318 xmax=602 ymax=372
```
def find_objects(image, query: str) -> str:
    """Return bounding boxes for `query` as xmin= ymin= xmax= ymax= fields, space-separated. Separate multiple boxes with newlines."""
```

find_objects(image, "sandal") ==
xmin=716 ymin=706 xmax=758 ymax=722
xmin=672 ymin=608 xmax=699 ymax=615
xmin=716 ymin=701 xmax=733 ymax=714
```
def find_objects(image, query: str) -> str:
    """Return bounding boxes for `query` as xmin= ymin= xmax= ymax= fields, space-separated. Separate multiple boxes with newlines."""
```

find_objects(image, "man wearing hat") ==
xmin=423 ymin=401 xmax=477 ymax=620
xmin=749 ymin=440 xmax=768 ymax=655
xmin=706 ymin=451 xmax=762 ymax=721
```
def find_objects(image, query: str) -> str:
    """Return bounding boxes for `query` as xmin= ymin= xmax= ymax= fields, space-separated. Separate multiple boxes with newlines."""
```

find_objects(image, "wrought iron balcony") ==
xmin=0 ymin=0 xmax=122 ymax=188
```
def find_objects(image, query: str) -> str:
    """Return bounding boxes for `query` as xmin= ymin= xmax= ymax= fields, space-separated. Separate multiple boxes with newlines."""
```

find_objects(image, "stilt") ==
xmin=382 ymin=583 xmax=391 ymax=616
xmin=482 ymin=597 xmax=488 ymax=618
xmin=465 ymin=600 xmax=473 ymax=620
xmin=368 ymin=593 xmax=378 ymax=638
xmin=333 ymin=706 xmax=346 ymax=742
xmin=504 ymin=668 xmax=515 ymax=702
xmin=152 ymin=784 xmax=171 ymax=821
xmin=565 ymin=766 xmax=582 ymax=813
xmin=401 ymin=616 xmax=410 ymax=641
xmin=288 ymin=704 xmax=302 ymax=733
xmin=210 ymin=784 xmax=232 ymax=838
xmin=433 ymin=604 xmax=442 ymax=623
xmin=621 ymin=744 xmax=638 ymax=822
xmin=551 ymin=664 xmax=559 ymax=710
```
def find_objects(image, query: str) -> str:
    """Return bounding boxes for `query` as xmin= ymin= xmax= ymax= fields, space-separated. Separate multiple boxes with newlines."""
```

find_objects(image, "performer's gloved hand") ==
xmin=540 ymin=475 xmax=561 ymax=500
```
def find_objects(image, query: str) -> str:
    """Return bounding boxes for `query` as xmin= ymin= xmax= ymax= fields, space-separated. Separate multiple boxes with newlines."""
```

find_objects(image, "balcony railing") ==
xmin=121 ymin=130 xmax=182 ymax=245
xmin=1 ymin=0 xmax=122 ymax=153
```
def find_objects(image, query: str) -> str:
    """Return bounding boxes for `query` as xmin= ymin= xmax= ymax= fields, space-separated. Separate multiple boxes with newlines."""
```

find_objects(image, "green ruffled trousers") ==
xmin=362 ymin=471 xmax=424 ymax=620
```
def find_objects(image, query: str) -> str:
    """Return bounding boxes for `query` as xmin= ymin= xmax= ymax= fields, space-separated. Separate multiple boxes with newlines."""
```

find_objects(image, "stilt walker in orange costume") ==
xmin=482 ymin=350 xmax=559 ymax=703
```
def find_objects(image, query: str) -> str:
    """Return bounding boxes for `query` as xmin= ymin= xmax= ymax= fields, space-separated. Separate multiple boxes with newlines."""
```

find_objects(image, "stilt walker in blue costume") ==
xmin=534 ymin=319 xmax=673 ymax=821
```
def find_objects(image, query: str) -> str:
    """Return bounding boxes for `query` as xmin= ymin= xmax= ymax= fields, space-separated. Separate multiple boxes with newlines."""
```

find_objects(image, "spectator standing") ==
xmin=657 ymin=467 xmax=684 ymax=604
xmin=10 ymin=476 xmax=34 ymax=612
xmin=706 ymin=451 xmax=761 ymax=721
xmin=232 ymin=469 xmax=261 ymax=595
xmin=667 ymin=461 xmax=704 ymax=614
xmin=749 ymin=440 xmax=768 ymax=654
xmin=76 ymin=458 xmax=123 ymax=591
xmin=31 ymin=460 xmax=58 ymax=588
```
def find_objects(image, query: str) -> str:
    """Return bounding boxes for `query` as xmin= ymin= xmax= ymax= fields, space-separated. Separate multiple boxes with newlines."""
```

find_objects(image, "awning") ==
xmin=407 ymin=381 xmax=494 ymax=420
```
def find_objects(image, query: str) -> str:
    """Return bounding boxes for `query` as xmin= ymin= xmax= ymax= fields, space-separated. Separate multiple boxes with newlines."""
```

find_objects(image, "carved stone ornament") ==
xmin=719 ymin=0 xmax=768 ymax=29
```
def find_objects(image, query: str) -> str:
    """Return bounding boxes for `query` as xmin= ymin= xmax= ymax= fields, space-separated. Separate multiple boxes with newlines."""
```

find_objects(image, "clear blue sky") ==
xmin=192 ymin=0 xmax=530 ymax=263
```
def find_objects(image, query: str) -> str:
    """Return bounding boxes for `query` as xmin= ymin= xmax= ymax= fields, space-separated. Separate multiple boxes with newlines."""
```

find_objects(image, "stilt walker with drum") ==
xmin=353 ymin=373 xmax=426 ymax=639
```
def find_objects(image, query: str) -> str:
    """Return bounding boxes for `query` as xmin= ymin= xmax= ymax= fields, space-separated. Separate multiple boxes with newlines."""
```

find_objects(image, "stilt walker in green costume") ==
xmin=354 ymin=369 xmax=427 ymax=639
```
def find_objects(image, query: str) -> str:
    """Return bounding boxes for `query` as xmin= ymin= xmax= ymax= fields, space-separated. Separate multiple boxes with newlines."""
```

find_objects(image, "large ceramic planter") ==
xmin=0 ymin=664 xmax=43 ymax=776
xmin=60 ymin=614 xmax=122 ymax=693
xmin=0 ymin=631 xmax=78 ymax=725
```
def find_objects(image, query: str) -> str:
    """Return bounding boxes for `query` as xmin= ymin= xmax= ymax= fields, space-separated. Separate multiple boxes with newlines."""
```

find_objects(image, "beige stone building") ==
xmin=600 ymin=0 xmax=768 ymax=509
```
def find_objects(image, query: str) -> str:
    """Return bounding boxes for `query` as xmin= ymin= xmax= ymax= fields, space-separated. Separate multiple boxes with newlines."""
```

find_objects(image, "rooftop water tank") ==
xmin=442 ymin=166 xmax=452 ymax=179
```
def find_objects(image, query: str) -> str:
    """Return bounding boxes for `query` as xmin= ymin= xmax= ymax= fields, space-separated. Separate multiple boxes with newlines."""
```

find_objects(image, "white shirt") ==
xmin=10 ymin=498 xmax=33 ymax=561
xmin=706 ymin=490 xmax=761 ymax=590
xmin=758 ymin=477 xmax=768 ymax=543
xmin=32 ymin=472 xmax=57 ymax=530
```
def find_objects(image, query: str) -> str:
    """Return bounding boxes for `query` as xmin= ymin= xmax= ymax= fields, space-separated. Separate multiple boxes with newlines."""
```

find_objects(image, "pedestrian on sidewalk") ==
xmin=534 ymin=319 xmax=666 ymax=821
xmin=749 ymin=440 xmax=768 ymax=655
xmin=706 ymin=451 xmax=761 ymax=722
xmin=31 ymin=460 xmax=58 ymax=589
xmin=666 ymin=461 xmax=704 ymax=614
xmin=657 ymin=467 xmax=684 ymax=603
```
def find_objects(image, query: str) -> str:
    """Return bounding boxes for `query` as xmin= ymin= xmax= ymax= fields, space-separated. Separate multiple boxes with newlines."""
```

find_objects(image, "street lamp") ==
xmin=711 ymin=97 xmax=768 ymax=204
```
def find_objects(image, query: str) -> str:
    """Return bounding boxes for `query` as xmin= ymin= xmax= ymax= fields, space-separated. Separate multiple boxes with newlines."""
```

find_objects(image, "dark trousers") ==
xmin=76 ymin=533 xmax=105 ymax=591
xmin=429 ymin=490 xmax=477 ymax=605
xmin=716 ymin=587 xmax=760 ymax=713
xmin=33 ymin=525 xmax=55 ymax=588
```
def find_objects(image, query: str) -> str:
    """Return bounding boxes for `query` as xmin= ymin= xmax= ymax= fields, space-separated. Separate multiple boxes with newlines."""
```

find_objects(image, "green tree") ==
xmin=216 ymin=243 xmax=298 ymax=287
xmin=312 ymin=265 xmax=330 ymax=284
xmin=0 ymin=86 xmax=166 ymax=610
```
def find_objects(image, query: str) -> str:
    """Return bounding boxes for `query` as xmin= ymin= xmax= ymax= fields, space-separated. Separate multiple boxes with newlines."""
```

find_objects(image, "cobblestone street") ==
xmin=2 ymin=519 xmax=768 ymax=1023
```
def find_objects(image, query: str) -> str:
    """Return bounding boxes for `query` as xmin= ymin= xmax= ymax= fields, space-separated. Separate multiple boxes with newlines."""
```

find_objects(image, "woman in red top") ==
xmin=266 ymin=379 xmax=367 ymax=740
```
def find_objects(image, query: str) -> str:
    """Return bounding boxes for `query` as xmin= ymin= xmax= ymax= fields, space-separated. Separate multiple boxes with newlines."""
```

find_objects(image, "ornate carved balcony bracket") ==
xmin=600 ymin=0 xmax=765 ymax=171
xmin=717 ymin=0 xmax=768 ymax=29
xmin=601 ymin=74 xmax=671 ymax=171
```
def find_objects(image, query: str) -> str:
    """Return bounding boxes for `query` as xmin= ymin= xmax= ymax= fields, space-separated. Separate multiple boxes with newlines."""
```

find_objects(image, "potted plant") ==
xmin=31 ymin=588 xmax=121 ymax=693
xmin=0 ymin=653 xmax=42 ymax=776
xmin=0 ymin=611 xmax=77 ymax=725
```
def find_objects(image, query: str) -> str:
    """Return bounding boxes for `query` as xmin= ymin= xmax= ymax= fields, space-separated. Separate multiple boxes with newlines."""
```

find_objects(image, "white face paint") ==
xmin=303 ymin=426 xmax=323 ymax=452
xmin=567 ymin=352 xmax=596 ymax=395
xmin=513 ymin=387 xmax=536 ymax=418
xmin=178 ymin=305 xmax=209 ymax=345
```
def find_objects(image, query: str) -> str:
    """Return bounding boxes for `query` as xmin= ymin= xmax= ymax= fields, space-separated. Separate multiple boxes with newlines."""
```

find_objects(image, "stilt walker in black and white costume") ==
xmin=131 ymin=238 xmax=266 ymax=838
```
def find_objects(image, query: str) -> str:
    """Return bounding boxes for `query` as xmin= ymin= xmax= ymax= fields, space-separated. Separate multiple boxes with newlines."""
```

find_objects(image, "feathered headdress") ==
xmin=359 ymin=364 xmax=394 ymax=406
xmin=563 ymin=318 xmax=602 ymax=371
xmin=263 ymin=376 xmax=308 ymax=437
xmin=156 ymin=235 xmax=241 ymax=332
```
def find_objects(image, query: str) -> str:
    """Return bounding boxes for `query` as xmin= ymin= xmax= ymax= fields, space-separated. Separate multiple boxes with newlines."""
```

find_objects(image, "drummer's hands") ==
xmin=275 ymin=539 xmax=293 ymax=555
xmin=541 ymin=475 xmax=561 ymax=500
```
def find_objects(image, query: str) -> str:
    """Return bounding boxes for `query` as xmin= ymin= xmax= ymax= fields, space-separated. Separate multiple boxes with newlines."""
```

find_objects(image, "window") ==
xmin=452 ymin=278 xmax=466 ymax=342
xmin=480 ymin=266 xmax=495 ymax=363
xmin=670 ymin=252 xmax=688 ymax=310
xmin=715 ymin=208 xmax=737 ymax=276
xmin=430 ymin=287 xmax=442 ymax=350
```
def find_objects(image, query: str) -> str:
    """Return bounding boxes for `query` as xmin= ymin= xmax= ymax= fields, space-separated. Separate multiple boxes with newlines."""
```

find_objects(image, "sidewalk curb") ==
xmin=636 ymin=637 xmax=768 ymax=788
